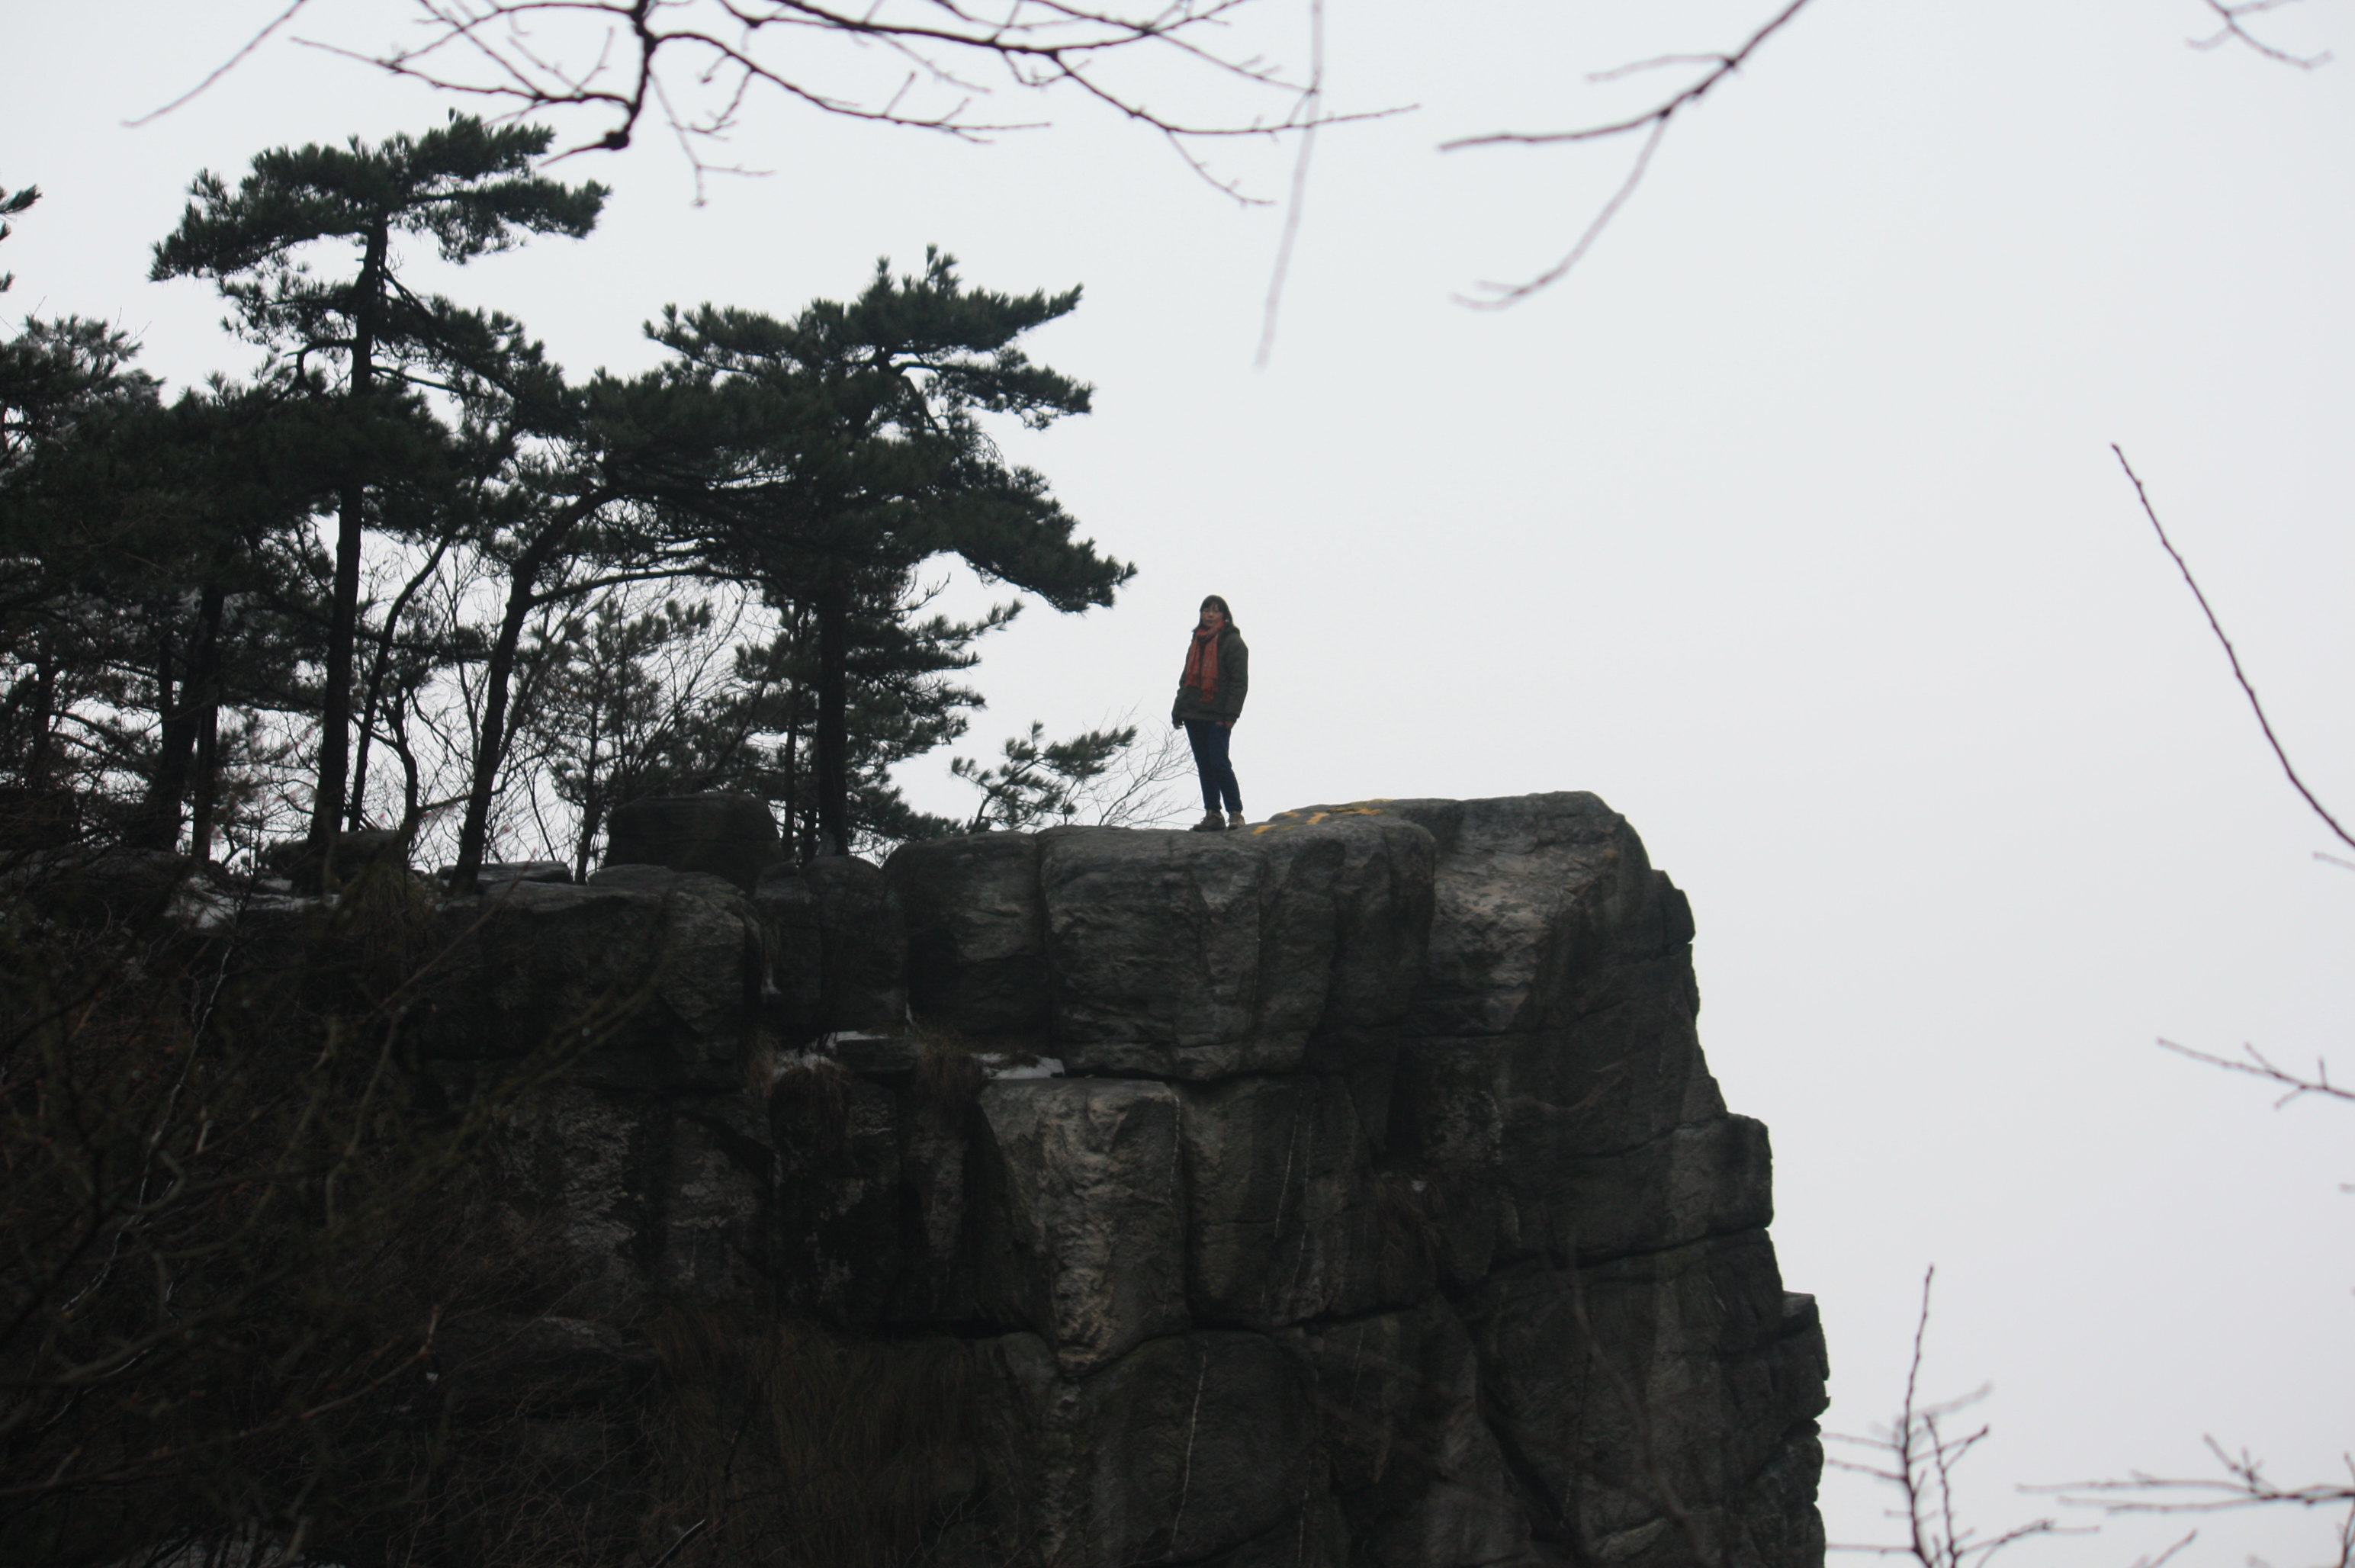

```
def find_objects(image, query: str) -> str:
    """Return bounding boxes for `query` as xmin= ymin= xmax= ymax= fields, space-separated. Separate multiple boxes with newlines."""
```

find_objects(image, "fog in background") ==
xmin=7 ymin=0 xmax=2351 ymax=1559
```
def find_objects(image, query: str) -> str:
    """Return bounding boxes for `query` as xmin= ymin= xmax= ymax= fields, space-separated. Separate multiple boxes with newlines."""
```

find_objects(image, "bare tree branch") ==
xmin=2124 ymin=1532 xmax=2201 ymax=1568
xmin=1441 ymin=0 xmax=1817 ymax=305
xmin=1253 ymin=0 xmax=1321 ymax=365
xmin=2155 ymin=1036 xmax=2355 ymax=1108
xmin=240 ymin=0 xmax=1398 ymax=199
xmin=1454 ymin=117 xmax=1666 ymax=309
xmin=127 ymin=0 xmax=320 ymax=127
xmin=1826 ymin=1267 xmax=2075 ymax=1566
xmin=2112 ymin=445 xmax=2355 ymax=853
xmin=2190 ymin=0 xmax=2333 ymax=69
xmin=1065 ymin=718 xmax=1194 ymax=827
xmin=2046 ymin=1437 xmax=2355 ymax=1518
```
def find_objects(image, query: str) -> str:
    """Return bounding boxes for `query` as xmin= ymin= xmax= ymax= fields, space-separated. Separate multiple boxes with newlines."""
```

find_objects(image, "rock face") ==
xmin=411 ymin=873 xmax=776 ymax=1315
xmin=427 ymin=792 xmax=1826 ymax=1566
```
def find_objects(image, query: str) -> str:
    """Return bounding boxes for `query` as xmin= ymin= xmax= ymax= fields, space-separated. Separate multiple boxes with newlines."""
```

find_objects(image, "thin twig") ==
xmin=2154 ymin=1037 xmax=2353 ymax=1107
xmin=2126 ymin=1531 xmax=2201 ymax=1568
xmin=2112 ymin=445 xmax=2355 ymax=852
xmin=1441 ymin=0 xmax=1816 ymax=304
xmin=1456 ymin=117 xmax=1667 ymax=308
xmin=274 ymin=0 xmax=1400 ymax=200
xmin=127 ymin=0 xmax=318 ymax=125
xmin=2042 ymin=1436 xmax=2355 ymax=1517
xmin=2189 ymin=0 xmax=2332 ymax=67
xmin=647 ymin=1518 xmax=710 ymax=1568
xmin=1254 ymin=0 xmax=1322 ymax=366
xmin=1826 ymin=1267 xmax=2071 ymax=1565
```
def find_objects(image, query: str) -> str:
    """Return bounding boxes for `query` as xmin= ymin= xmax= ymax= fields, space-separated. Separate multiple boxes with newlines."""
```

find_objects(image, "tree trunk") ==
xmin=573 ymin=780 xmax=602 ymax=885
xmin=309 ymin=217 xmax=390 ymax=863
xmin=182 ymin=584 xmax=227 ymax=861
xmin=780 ymin=665 xmax=807 ymax=863
xmin=140 ymin=629 xmax=190 ymax=850
xmin=26 ymin=657 xmax=56 ymax=792
xmin=349 ymin=538 xmax=454 ymax=830
xmin=814 ymin=586 xmax=850 ymax=858
xmin=450 ymin=576 xmax=537 ymax=892
xmin=392 ymin=713 xmax=422 ymax=845
xmin=573 ymin=677 xmax=606 ymax=884
xmin=189 ymin=702 xmax=220 ymax=864
xmin=449 ymin=506 xmax=597 ymax=889
xmin=140 ymin=583 xmax=229 ymax=851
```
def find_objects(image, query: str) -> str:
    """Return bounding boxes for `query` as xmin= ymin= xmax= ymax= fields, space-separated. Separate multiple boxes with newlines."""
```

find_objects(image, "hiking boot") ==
xmin=1190 ymin=811 xmax=1226 ymax=832
xmin=1227 ymin=811 xmax=1248 ymax=831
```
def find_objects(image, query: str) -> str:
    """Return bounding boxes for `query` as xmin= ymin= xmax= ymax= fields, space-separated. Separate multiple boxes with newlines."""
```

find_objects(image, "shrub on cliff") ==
xmin=0 ymin=863 xmax=596 ymax=1563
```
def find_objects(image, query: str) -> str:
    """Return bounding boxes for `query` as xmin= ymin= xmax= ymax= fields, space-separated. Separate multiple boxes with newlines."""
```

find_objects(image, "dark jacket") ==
xmin=1172 ymin=625 xmax=1248 ymax=726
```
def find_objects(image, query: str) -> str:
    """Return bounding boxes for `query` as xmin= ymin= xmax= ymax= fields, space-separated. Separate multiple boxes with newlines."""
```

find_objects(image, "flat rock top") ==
xmin=1267 ymin=794 xmax=1653 ymax=1036
xmin=581 ymin=864 xmax=750 ymax=901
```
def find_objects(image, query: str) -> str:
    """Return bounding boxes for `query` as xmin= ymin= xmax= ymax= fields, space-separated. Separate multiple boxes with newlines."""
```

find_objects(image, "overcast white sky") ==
xmin=8 ymin=1 xmax=2353 ymax=1560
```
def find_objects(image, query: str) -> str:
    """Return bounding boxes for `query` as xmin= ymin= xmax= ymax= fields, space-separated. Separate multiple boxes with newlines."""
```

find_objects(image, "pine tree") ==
xmin=676 ymin=577 xmax=1012 ymax=858
xmin=149 ymin=116 xmax=606 ymax=870
xmin=0 ymin=316 xmax=161 ymax=833
xmin=951 ymin=721 xmax=1141 ymax=831
xmin=519 ymin=571 xmax=1014 ymax=869
xmin=442 ymin=362 xmax=798 ymax=888
xmin=652 ymin=249 xmax=1133 ymax=855
xmin=0 ymin=363 xmax=326 ymax=853
xmin=0 ymin=180 xmax=36 ymax=297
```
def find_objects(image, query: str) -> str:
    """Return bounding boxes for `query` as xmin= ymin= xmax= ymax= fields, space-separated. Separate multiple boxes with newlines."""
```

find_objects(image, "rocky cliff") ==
xmin=414 ymin=791 xmax=1827 ymax=1567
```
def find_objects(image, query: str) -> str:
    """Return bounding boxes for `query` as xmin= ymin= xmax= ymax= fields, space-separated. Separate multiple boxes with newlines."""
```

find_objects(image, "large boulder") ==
xmin=887 ymin=831 xmax=1050 ymax=1039
xmin=1278 ymin=1302 xmax=1539 ymax=1568
xmin=14 ymin=846 xmax=195 ymax=927
xmin=1366 ymin=794 xmax=1752 ymax=1278
xmin=756 ymin=856 xmax=907 ymax=1039
xmin=1039 ymin=825 xmax=1341 ymax=1078
xmin=441 ymin=859 xmax=570 ymax=888
xmin=585 ymin=863 xmax=741 ymax=899
xmin=974 ymin=1077 xmax=1188 ymax=1375
xmin=411 ymin=876 xmax=778 ymax=1315
xmin=1370 ymin=793 xmax=1663 ymax=1039
xmin=1457 ymin=1235 xmax=1829 ymax=1568
xmin=881 ymin=814 xmax=1432 ymax=1078
xmin=602 ymin=792 xmax=783 ymax=892
xmin=768 ymin=1058 xmax=905 ymax=1322
xmin=417 ymin=878 xmax=765 ymax=1089
xmin=1239 ymin=805 xmax=1438 ymax=1037
xmin=1312 ymin=793 xmax=1824 ymax=1560
xmin=480 ymin=1078 xmax=776 ymax=1316
xmin=1178 ymin=1072 xmax=1417 ymax=1329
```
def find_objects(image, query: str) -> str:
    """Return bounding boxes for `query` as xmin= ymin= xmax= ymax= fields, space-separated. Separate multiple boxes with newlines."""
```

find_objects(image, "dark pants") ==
xmin=1184 ymin=721 xmax=1242 ymax=814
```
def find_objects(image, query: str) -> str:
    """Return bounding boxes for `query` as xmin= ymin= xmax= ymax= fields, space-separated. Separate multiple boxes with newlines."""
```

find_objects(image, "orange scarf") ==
xmin=1181 ymin=625 xmax=1222 ymax=699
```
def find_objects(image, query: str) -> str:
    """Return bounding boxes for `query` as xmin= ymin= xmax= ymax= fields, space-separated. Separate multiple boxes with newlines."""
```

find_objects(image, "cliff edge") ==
xmin=416 ymin=790 xmax=1827 ymax=1567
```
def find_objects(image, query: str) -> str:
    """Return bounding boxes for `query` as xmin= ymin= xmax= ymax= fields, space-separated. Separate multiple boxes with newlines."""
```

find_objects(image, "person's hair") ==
xmin=1198 ymin=594 xmax=1238 ymax=631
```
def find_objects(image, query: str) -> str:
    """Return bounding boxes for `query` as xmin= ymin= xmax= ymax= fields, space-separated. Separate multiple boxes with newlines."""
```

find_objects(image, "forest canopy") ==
xmin=0 ymin=117 xmax=1165 ymax=883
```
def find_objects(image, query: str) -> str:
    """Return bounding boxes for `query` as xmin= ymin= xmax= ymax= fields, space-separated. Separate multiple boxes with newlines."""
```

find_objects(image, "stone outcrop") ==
xmin=602 ymin=791 xmax=784 ymax=892
xmin=416 ymin=790 xmax=1826 ymax=1566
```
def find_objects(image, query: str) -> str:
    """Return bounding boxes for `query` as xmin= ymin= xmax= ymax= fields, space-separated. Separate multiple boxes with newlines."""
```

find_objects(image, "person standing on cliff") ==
xmin=1173 ymin=595 xmax=1249 ymax=831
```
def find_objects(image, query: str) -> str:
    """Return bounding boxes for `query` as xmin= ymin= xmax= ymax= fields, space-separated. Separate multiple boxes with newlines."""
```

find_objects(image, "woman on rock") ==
xmin=1173 ymin=595 xmax=1248 ymax=831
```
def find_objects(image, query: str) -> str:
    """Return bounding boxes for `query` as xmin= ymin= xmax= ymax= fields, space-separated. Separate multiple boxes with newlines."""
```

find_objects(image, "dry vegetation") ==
xmin=0 ymin=856 xmax=990 ymax=1567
